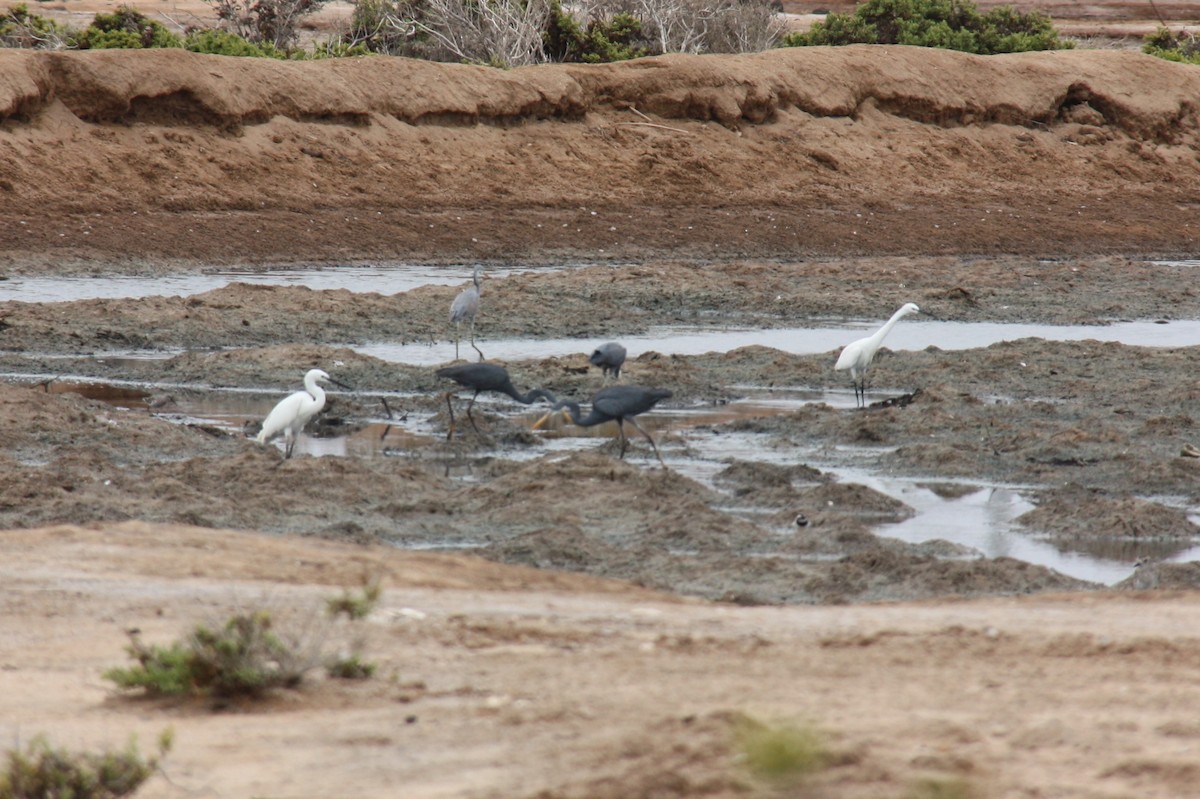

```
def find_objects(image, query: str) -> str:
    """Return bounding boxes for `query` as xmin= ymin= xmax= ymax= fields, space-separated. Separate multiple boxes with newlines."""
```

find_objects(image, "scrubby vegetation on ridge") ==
xmin=1142 ymin=26 xmax=1200 ymax=65
xmin=1 ymin=0 xmax=1084 ymax=65
xmin=4 ymin=0 xmax=1196 ymax=69
xmin=782 ymin=0 xmax=1072 ymax=54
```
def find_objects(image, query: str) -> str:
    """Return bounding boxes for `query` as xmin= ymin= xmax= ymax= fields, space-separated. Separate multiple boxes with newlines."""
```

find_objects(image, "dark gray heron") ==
xmin=449 ymin=264 xmax=483 ymax=361
xmin=834 ymin=302 xmax=920 ymax=407
xmin=535 ymin=384 xmax=672 ymax=468
xmin=254 ymin=368 xmax=351 ymax=458
xmin=589 ymin=342 xmax=627 ymax=382
xmin=435 ymin=362 xmax=557 ymax=440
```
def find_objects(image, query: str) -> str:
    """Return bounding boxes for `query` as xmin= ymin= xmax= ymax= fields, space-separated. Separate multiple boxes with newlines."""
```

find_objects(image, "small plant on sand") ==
xmin=327 ymin=652 xmax=378 ymax=679
xmin=734 ymin=715 xmax=828 ymax=787
xmin=107 ymin=590 xmax=382 ymax=704
xmin=325 ymin=577 xmax=383 ymax=620
xmin=0 ymin=730 xmax=172 ymax=799
xmin=906 ymin=775 xmax=982 ymax=799
xmin=105 ymin=610 xmax=316 ymax=701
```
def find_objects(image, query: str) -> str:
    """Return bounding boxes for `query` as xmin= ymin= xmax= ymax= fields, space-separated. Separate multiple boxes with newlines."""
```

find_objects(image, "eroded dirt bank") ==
xmin=2 ymin=46 xmax=1200 ymax=266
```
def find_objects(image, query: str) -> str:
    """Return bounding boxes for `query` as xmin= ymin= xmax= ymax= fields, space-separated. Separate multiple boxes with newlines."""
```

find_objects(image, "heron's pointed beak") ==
xmin=532 ymin=411 xmax=554 ymax=430
xmin=330 ymin=378 xmax=353 ymax=391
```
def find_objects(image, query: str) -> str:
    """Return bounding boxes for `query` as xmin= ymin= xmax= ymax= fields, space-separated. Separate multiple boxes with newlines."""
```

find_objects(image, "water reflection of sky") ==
xmin=0 ymin=263 xmax=568 ymax=303
xmin=354 ymin=318 xmax=1200 ymax=366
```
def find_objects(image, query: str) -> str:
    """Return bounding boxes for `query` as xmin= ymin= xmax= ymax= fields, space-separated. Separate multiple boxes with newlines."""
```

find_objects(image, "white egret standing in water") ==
xmin=835 ymin=302 xmax=920 ymax=407
xmin=255 ymin=368 xmax=348 ymax=458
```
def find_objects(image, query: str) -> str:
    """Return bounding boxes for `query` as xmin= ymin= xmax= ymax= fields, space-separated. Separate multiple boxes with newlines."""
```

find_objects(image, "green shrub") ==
xmin=207 ymin=0 xmax=332 ymax=51
xmin=327 ymin=653 xmax=378 ymax=679
xmin=74 ymin=5 xmax=182 ymax=49
xmin=544 ymin=0 xmax=648 ymax=63
xmin=735 ymin=716 xmax=828 ymax=785
xmin=905 ymin=776 xmax=981 ymax=799
xmin=105 ymin=611 xmax=310 ymax=700
xmin=184 ymin=28 xmax=286 ymax=57
xmin=0 ymin=3 xmax=76 ymax=49
xmin=325 ymin=578 xmax=383 ymax=620
xmin=0 ymin=732 xmax=171 ymax=799
xmin=783 ymin=0 xmax=1071 ymax=54
xmin=343 ymin=0 xmax=412 ymax=54
xmin=1142 ymin=27 xmax=1200 ymax=65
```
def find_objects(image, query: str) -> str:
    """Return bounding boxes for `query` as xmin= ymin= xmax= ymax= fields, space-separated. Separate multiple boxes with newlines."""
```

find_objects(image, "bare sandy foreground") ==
xmin=3 ymin=522 xmax=1200 ymax=799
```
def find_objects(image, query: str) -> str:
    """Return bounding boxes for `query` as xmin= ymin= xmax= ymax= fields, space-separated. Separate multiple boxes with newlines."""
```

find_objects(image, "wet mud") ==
xmin=3 ymin=253 xmax=1199 ymax=603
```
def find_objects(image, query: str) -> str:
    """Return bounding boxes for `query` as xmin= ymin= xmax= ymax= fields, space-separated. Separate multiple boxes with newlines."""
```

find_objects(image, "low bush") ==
xmin=544 ymin=0 xmax=647 ymax=63
xmin=326 ymin=577 xmax=383 ymax=620
xmin=206 ymin=0 xmax=332 ymax=50
xmin=0 ymin=731 xmax=172 ymax=799
xmin=0 ymin=3 xmax=74 ymax=49
xmin=1142 ymin=26 xmax=1200 ymax=65
xmin=735 ymin=716 xmax=828 ymax=785
xmin=104 ymin=610 xmax=315 ymax=701
xmin=74 ymin=6 xmax=182 ymax=49
xmin=185 ymin=28 xmax=286 ymax=56
xmin=327 ymin=652 xmax=378 ymax=679
xmin=783 ymin=0 xmax=1072 ymax=54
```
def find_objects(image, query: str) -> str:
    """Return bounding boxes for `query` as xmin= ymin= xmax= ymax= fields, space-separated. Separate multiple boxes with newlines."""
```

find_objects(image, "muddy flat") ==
xmin=3 ymin=41 xmax=1200 ymax=798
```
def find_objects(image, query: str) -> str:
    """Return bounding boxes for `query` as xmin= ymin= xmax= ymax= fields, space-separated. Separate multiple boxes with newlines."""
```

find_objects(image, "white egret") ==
xmin=835 ymin=302 xmax=920 ymax=407
xmin=255 ymin=368 xmax=346 ymax=458
xmin=449 ymin=264 xmax=483 ymax=361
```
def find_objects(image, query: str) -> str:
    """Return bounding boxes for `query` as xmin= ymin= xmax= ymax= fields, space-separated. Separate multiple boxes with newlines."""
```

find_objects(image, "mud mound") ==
xmin=1019 ymin=485 xmax=1200 ymax=540
xmin=1118 ymin=561 xmax=1200 ymax=590
xmin=807 ymin=552 xmax=1097 ymax=604
xmin=0 ymin=381 xmax=238 ymax=463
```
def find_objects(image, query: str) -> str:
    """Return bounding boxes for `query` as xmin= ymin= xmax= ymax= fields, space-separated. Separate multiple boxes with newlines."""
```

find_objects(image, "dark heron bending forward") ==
xmin=588 ymin=342 xmax=627 ymax=381
xmin=535 ymin=384 xmax=672 ymax=468
xmin=435 ymin=362 xmax=557 ymax=440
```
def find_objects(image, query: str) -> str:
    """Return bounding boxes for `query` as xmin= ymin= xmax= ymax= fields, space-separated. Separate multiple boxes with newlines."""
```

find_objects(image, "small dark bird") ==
xmin=449 ymin=264 xmax=483 ymax=361
xmin=535 ymin=384 xmax=672 ymax=468
xmin=588 ymin=342 xmax=627 ymax=381
xmin=435 ymin=362 xmax=557 ymax=440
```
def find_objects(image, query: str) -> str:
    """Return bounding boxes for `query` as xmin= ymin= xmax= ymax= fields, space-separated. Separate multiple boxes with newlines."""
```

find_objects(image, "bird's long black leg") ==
xmin=469 ymin=319 xmax=483 ymax=361
xmin=628 ymin=417 xmax=667 ymax=469
xmin=443 ymin=391 xmax=457 ymax=441
xmin=615 ymin=420 xmax=629 ymax=458
xmin=466 ymin=390 xmax=482 ymax=436
xmin=454 ymin=323 xmax=461 ymax=361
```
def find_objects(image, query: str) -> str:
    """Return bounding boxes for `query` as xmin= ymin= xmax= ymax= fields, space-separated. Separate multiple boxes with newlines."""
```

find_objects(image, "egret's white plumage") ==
xmin=835 ymin=302 xmax=920 ymax=407
xmin=255 ymin=368 xmax=333 ymax=458
xmin=449 ymin=264 xmax=483 ymax=360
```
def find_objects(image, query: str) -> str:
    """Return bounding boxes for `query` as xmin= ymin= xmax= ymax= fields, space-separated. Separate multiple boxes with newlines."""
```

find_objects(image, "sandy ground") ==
xmin=4 ymin=39 xmax=1200 ymax=799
